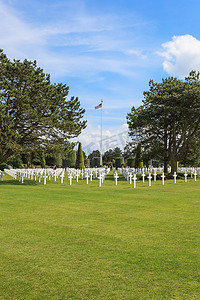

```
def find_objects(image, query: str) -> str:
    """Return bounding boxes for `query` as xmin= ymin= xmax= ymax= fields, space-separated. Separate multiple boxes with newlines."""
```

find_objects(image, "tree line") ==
xmin=0 ymin=49 xmax=199 ymax=173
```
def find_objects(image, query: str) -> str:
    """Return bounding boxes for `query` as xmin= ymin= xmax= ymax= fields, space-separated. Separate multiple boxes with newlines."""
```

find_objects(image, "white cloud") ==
xmin=0 ymin=0 xmax=148 ymax=79
xmin=74 ymin=123 xmax=130 ymax=154
xmin=159 ymin=34 xmax=200 ymax=78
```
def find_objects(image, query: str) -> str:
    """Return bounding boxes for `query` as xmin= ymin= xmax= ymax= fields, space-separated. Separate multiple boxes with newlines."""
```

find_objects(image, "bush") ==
xmin=127 ymin=157 xmax=135 ymax=168
xmin=0 ymin=162 xmax=8 ymax=171
xmin=92 ymin=157 xmax=100 ymax=167
xmin=84 ymin=159 xmax=90 ymax=167
xmin=115 ymin=157 xmax=124 ymax=168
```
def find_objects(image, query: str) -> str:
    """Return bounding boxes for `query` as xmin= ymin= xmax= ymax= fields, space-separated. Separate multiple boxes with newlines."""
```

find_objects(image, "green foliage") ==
xmin=88 ymin=150 xmax=100 ymax=161
xmin=6 ymin=153 xmax=23 ymax=168
xmin=63 ymin=150 xmax=76 ymax=168
xmin=55 ymin=153 xmax=62 ymax=168
xmin=115 ymin=157 xmax=124 ymax=168
xmin=0 ymin=49 xmax=86 ymax=164
xmin=135 ymin=143 xmax=143 ymax=168
xmin=127 ymin=71 xmax=200 ymax=173
xmin=127 ymin=157 xmax=135 ymax=168
xmin=45 ymin=155 xmax=56 ymax=167
xmin=75 ymin=142 xmax=85 ymax=169
xmin=40 ymin=151 xmax=46 ymax=168
xmin=0 ymin=162 xmax=8 ymax=171
xmin=84 ymin=159 xmax=90 ymax=167
xmin=91 ymin=157 xmax=100 ymax=167
xmin=103 ymin=147 xmax=122 ymax=164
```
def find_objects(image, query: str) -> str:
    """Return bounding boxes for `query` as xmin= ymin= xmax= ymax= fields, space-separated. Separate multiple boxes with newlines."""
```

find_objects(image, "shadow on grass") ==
xmin=0 ymin=179 xmax=39 ymax=186
xmin=104 ymin=173 xmax=127 ymax=182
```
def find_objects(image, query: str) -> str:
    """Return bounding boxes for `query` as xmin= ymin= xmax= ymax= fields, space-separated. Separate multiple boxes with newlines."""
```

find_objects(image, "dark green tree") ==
xmin=127 ymin=71 xmax=200 ymax=173
xmin=135 ymin=143 xmax=143 ymax=168
xmin=63 ymin=150 xmax=76 ymax=168
xmin=113 ymin=147 xmax=122 ymax=159
xmin=0 ymin=49 xmax=86 ymax=164
xmin=127 ymin=157 xmax=135 ymax=168
xmin=103 ymin=149 xmax=114 ymax=163
xmin=91 ymin=157 xmax=100 ymax=167
xmin=75 ymin=142 xmax=85 ymax=169
xmin=84 ymin=159 xmax=90 ymax=167
xmin=114 ymin=157 xmax=124 ymax=168
xmin=88 ymin=150 xmax=100 ymax=161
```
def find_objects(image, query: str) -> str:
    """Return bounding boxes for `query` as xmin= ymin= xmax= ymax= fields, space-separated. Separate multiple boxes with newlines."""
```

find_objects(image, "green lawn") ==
xmin=0 ymin=172 xmax=200 ymax=299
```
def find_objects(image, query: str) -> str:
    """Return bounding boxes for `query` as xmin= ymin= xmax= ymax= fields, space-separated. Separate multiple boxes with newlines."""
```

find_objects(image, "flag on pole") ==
xmin=95 ymin=103 xmax=102 ymax=109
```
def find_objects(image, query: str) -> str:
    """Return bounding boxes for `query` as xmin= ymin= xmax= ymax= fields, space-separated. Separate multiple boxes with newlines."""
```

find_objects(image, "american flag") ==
xmin=95 ymin=103 xmax=102 ymax=109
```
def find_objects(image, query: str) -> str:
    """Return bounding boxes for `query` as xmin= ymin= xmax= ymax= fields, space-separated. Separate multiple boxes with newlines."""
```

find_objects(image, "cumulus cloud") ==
xmin=158 ymin=34 xmax=200 ymax=78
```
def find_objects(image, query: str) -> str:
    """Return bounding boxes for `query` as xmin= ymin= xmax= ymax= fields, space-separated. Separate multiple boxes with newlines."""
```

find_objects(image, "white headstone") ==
xmin=194 ymin=170 xmax=197 ymax=182
xmin=147 ymin=173 xmax=152 ymax=187
xmin=68 ymin=174 xmax=73 ymax=185
xmin=173 ymin=172 xmax=177 ymax=184
xmin=114 ymin=172 xmax=119 ymax=186
xmin=85 ymin=172 xmax=89 ymax=184
xmin=133 ymin=173 xmax=137 ymax=188
xmin=184 ymin=172 xmax=188 ymax=183
xmin=43 ymin=171 xmax=47 ymax=185
xmin=142 ymin=172 xmax=145 ymax=183
xmin=161 ymin=173 xmax=165 ymax=185
xmin=98 ymin=173 xmax=102 ymax=187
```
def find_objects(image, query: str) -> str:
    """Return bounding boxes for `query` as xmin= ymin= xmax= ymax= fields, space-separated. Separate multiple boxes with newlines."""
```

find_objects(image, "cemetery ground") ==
xmin=0 ymin=172 xmax=199 ymax=299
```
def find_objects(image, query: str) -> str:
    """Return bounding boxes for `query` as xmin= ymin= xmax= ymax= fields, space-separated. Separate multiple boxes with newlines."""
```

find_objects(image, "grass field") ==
xmin=0 ymin=172 xmax=200 ymax=299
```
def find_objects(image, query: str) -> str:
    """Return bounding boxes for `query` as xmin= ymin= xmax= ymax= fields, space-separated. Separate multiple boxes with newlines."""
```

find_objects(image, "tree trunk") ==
xmin=170 ymin=152 xmax=178 ymax=173
xmin=170 ymin=120 xmax=178 ymax=173
xmin=164 ymin=126 xmax=168 ymax=173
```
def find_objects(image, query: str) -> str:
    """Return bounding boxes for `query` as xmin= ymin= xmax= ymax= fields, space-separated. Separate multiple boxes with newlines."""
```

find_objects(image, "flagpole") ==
xmin=100 ymin=99 xmax=103 ymax=166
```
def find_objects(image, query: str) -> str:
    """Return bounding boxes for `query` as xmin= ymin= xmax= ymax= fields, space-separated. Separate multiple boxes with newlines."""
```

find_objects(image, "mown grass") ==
xmin=0 ymin=172 xmax=200 ymax=299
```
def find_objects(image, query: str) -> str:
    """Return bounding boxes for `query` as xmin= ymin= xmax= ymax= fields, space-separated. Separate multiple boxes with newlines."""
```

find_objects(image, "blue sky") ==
xmin=1 ymin=0 xmax=200 ymax=153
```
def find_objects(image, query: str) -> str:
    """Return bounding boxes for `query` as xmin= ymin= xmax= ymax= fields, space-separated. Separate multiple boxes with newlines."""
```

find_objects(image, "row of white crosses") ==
xmin=118 ymin=166 xmax=200 ymax=188
xmin=4 ymin=168 xmax=64 ymax=184
xmin=2 ymin=166 xmax=200 ymax=187
xmin=65 ymin=167 xmax=110 ymax=187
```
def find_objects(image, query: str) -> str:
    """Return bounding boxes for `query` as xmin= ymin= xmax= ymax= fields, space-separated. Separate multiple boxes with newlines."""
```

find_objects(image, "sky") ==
xmin=1 ymin=0 xmax=200 ymax=154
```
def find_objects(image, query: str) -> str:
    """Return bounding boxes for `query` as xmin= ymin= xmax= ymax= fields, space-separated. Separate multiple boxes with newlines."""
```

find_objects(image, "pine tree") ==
xmin=75 ymin=142 xmax=85 ymax=169
xmin=135 ymin=143 xmax=143 ymax=168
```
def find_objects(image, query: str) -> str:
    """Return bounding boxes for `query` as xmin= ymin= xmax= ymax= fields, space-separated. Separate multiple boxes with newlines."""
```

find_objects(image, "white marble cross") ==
xmin=34 ymin=172 xmax=37 ymax=181
xmin=184 ymin=172 xmax=188 ymax=183
xmin=54 ymin=171 xmax=57 ymax=182
xmin=85 ymin=172 xmax=89 ymax=184
xmin=43 ymin=171 xmax=47 ymax=185
xmin=60 ymin=172 xmax=65 ymax=184
xmin=142 ymin=172 xmax=145 ymax=183
xmin=129 ymin=173 xmax=133 ymax=184
xmin=153 ymin=172 xmax=157 ymax=182
xmin=173 ymin=172 xmax=177 ymax=184
xmin=161 ymin=172 xmax=165 ymax=185
xmin=38 ymin=172 xmax=42 ymax=183
xmin=147 ymin=173 xmax=152 ymax=187
xmin=68 ymin=174 xmax=73 ymax=185
xmin=194 ymin=170 xmax=197 ymax=181
xmin=0 ymin=172 xmax=4 ymax=182
xmin=21 ymin=172 xmax=24 ymax=184
xmin=133 ymin=173 xmax=137 ymax=188
xmin=98 ymin=173 xmax=102 ymax=187
xmin=114 ymin=172 xmax=119 ymax=186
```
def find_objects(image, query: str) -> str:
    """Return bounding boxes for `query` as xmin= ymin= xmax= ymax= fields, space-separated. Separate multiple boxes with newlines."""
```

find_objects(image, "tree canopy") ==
xmin=127 ymin=71 xmax=200 ymax=173
xmin=0 ymin=50 xmax=86 ymax=164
